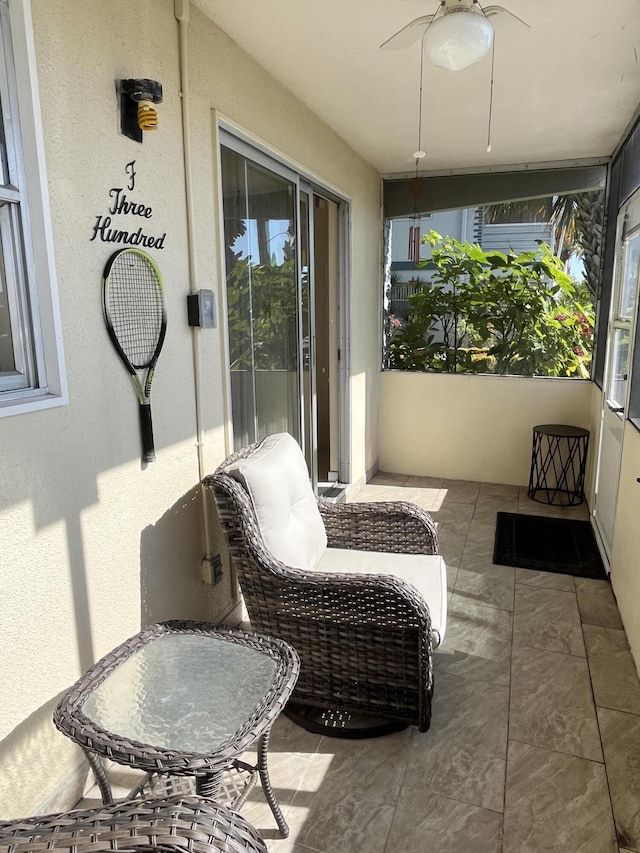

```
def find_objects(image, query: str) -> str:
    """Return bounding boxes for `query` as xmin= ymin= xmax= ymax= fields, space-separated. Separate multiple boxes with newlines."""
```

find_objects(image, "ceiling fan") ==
xmin=380 ymin=0 xmax=529 ymax=71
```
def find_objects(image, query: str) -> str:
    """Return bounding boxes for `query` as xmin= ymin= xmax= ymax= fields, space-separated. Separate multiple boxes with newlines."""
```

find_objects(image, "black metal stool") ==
xmin=527 ymin=424 xmax=589 ymax=506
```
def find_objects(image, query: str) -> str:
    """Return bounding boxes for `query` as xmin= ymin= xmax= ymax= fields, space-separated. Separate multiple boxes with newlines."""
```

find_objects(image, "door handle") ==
xmin=606 ymin=399 xmax=624 ymax=413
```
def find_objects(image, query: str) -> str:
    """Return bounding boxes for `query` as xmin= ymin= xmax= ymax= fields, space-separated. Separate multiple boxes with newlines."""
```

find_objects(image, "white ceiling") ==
xmin=193 ymin=0 xmax=640 ymax=175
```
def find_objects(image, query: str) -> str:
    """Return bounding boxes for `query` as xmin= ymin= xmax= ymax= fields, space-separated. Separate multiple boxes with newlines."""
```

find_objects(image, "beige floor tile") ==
xmin=264 ymin=842 xmax=315 ymax=853
xmin=598 ymin=707 xmax=640 ymax=851
xmin=473 ymin=497 xmax=519 ymax=525
xmin=384 ymin=791 xmax=502 ymax=853
xmin=509 ymin=644 xmax=603 ymax=761
xmin=480 ymin=482 xmax=521 ymax=498
xmin=514 ymin=567 xmax=575 ymax=592
xmin=351 ymin=485 xmax=406 ymax=503
xmin=352 ymin=481 xmax=446 ymax=513
xmin=463 ymin=519 xmax=497 ymax=556
xmin=562 ymin=502 xmax=591 ymax=520
xmin=446 ymin=562 xmax=459 ymax=592
xmin=430 ymin=501 xmax=475 ymax=525
xmin=575 ymin=578 xmax=623 ymax=629
xmin=437 ymin=528 xmax=467 ymax=563
xmin=240 ymin=798 xmax=298 ymax=846
xmin=402 ymin=672 xmax=509 ymax=812
xmin=369 ymin=472 xmax=409 ymax=486
xmin=517 ymin=493 xmax=565 ymax=517
xmin=405 ymin=474 xmax=444 ymax=489
xmin=584 ymin=625 xmax=640 ymax=715
xmin=439 ymin=480 xmax=483 ymax=504
xmin=387 ymin=486 xmax=440 ymax=502
xmin=435 ymin=594 xmax=512 ymax=687
xmin=436 ymin=518 xmax=472 ymax=538
xmin=513 ymin=584 xmax=585 ymax=656
xmin=454 ymin=553 xmax=515 ymax=611
xmin=279 ymin=731 xmax=410 ymax=853
xmin=407 ymin=489 xmax=448 ymax=512
xmin=503 ymin=740 xmax=616 ymax=853
xmin=76 ymin=792 xmax=106 ymax=810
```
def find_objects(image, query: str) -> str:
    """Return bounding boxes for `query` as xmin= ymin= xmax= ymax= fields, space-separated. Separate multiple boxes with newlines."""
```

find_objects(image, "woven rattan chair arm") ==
xmin=232 ymin=543 xmax=434 ymax=633
xmin=0 ymin=796 xmax=267 ymax=853
xmin=318 ymin=499 xmax=438 ymax=554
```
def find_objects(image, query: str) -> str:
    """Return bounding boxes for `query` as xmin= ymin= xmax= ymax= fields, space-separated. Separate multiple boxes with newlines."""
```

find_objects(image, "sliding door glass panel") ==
xmin=609 ymin=328 xmax=630 ymax=409
xmin=221 ymin=146 xmax=256 ymax=447
xmin=299 ymin=189 xmax=316 ymax=480
xmin=619 ymin=232 xmax=640 ymax=320
xmin=221 ymin=145 xmax=299 ymax=449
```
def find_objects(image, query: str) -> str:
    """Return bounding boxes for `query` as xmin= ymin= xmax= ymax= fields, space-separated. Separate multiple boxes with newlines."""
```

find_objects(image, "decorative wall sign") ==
xmin=90 ymin=160 xmax=166 ymax=249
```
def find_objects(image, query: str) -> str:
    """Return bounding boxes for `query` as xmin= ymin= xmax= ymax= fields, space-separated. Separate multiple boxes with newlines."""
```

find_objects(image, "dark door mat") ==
xmin=494 ymin=512 xmax=607 ymax=579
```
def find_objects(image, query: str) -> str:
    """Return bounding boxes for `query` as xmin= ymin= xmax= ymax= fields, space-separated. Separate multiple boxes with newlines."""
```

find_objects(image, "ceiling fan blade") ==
xmin=482 ymin=5 xmax=530 ymax=27
xmin=380 ymin=15 xmax=434 ymax=50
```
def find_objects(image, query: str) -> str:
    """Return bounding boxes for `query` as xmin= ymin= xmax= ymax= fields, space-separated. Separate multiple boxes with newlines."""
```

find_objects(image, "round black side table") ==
xmin=527 ymin=424 xmax=590 ymax=506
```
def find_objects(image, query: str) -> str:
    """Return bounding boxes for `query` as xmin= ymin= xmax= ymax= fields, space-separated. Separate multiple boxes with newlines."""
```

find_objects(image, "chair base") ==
xmin=284 ymin=702 xmax=408 ymax=739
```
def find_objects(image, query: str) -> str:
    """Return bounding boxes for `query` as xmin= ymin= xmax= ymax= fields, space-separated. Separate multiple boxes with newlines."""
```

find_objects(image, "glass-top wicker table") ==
xmin=53 ymin=621 xmax=299 ymax=838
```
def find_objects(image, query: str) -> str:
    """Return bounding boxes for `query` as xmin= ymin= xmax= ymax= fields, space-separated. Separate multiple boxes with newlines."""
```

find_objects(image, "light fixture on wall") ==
xmin=118 ymin=79 xmax=163 ymax=143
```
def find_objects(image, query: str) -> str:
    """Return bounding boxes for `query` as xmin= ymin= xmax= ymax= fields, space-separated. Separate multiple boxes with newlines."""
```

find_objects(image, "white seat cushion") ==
xmin=315 ymin=549 xmax=447 ymax=646
xmin=225 ymin=433 xmax=327 ymax=570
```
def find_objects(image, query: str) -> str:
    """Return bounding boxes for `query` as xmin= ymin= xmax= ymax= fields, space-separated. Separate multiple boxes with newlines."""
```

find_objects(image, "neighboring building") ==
xmin=388 ymin=205 xmax=556 ymax=318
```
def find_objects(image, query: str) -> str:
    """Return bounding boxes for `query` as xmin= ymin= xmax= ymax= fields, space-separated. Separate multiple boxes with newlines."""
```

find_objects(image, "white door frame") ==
xmin=593 ymin=188 xmax=640 ymax=562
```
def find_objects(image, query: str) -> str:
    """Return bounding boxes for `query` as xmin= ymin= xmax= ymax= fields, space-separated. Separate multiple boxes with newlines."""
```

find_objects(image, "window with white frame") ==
xmin=0 ymin=0 xmax=66 ymax=414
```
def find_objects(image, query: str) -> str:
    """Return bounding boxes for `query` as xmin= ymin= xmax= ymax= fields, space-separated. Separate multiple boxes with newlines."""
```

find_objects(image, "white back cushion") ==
xmin=225 ymin=433 xmax=327 ymax=569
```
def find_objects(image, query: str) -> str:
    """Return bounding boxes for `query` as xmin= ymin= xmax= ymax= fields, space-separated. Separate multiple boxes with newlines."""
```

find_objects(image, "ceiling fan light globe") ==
xmin=423 ymin=10 xmax=494 ymax=71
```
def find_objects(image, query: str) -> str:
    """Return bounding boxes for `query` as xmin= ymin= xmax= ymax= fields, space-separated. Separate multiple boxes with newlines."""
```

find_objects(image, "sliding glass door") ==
xmin=219 ymin=131 xmax=346 ymax=488
xmin=220 ymin=144 xmax=300 ymax=448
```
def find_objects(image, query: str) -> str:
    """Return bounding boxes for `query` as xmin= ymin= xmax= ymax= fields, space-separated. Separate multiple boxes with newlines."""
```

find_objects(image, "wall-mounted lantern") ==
xmin=117 ymin=78 xmax=163 ymax=143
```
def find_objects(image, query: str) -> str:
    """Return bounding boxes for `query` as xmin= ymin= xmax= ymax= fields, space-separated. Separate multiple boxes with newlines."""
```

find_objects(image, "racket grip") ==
xmin=139 ymin=402 xmax=156 ymax=463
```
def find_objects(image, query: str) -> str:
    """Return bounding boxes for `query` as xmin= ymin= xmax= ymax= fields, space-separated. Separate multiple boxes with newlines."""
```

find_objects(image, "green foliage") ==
xmin=226 ymin=256 xmax=298 ymax=371
xmin=387 ymin=231 xmax=594 ymax=378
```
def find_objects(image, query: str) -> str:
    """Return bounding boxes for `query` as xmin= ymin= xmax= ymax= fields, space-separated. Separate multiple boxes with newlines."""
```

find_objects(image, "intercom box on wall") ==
xmin=187 ymin=289 xmax=216 ymax=328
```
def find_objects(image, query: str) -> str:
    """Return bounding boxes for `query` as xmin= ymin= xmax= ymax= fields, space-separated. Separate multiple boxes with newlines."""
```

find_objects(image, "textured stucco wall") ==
xmin=609 ymin=423 xmax=640 ymax=672
xmin=0 ymin=0 xmax=380 ymax=817
xmin=378 ymin=371 xmax=594 ymax=485
xmin=185 ymin=2 xmax=382 ymax=480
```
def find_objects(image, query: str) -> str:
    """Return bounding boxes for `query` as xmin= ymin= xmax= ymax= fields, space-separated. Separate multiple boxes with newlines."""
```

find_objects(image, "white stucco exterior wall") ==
xmin=0 ymin=0 xmax=381 ymax=817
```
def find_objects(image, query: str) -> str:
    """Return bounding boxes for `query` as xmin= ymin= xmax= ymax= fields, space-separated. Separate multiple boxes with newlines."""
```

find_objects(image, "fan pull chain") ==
xmin=408 ymin=40 xmax=426 ymax=261
xmin=487 ymin=36 xmax=496 ymax=153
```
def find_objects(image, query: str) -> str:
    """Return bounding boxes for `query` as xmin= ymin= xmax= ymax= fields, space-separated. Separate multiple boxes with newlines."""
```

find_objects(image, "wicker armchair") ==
xmin=0 ymin=796 xmax=267 ymax=853
xmin=204 ymin=433 xmax=446 ymax=734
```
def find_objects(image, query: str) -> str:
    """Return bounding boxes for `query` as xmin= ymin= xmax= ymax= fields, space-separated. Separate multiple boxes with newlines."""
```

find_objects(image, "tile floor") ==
xmin=82 ymin=474 xmax=640 ymax=853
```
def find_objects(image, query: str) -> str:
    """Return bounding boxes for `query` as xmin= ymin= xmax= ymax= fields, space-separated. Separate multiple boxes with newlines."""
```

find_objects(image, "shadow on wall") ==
xmin=0 ymin=695 xmax=88 ymax=819
xmin=140 ymin=485 xmax=235 ymax=626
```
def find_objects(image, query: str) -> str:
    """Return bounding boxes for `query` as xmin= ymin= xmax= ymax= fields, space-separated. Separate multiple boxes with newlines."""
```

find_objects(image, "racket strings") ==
xmin=106 ymin=255 xmax=164 ymax=368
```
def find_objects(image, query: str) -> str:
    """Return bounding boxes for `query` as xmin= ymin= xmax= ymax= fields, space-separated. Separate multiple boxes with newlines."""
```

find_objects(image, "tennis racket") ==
xmin=102 ymin=248 xmax=167 ymax=463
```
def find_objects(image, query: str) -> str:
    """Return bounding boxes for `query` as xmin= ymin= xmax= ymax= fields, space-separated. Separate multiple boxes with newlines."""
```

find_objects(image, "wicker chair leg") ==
xmin=84 ymin=748 xmax=113 ymax=804
xmin=195 ymin=770 xmax=223 ymax=799
xmin=257 ymin=731 xmax=289 ymax=838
